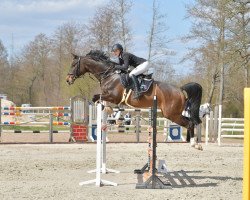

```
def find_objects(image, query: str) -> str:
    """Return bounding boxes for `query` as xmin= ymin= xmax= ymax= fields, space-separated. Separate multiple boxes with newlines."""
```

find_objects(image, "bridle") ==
xmin=98 ymin=65 xmax=116 ymax=82
xmin=68 ymin=55 xmax=116 ymax=83
xmin=67 ymin=57 xmax=81 ymax=79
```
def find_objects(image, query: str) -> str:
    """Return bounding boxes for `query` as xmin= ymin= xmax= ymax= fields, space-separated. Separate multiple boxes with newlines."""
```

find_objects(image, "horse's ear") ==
xmin=71 ymin=53 xmax=78 ymax=59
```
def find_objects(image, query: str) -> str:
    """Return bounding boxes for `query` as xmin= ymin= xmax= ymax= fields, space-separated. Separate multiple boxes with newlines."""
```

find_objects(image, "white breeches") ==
xmin=129 ymin=61 xmax=154 ymax=77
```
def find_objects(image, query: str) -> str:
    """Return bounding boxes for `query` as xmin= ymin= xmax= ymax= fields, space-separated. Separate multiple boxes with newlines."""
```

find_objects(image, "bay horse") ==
xmin=66 ymin=50 xmax=203 ymax=146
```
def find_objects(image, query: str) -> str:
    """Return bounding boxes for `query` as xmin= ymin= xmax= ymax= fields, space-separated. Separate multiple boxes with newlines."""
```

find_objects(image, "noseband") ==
xmin=68 ymin=57 xmax=81 ymax=79
xmin=68 ymin=55 xmax=116 ymax=83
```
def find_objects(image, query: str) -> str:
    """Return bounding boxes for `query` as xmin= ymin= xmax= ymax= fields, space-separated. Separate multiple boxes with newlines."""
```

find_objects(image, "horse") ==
xmin=66 ymin=50 xmax=203 ymax=147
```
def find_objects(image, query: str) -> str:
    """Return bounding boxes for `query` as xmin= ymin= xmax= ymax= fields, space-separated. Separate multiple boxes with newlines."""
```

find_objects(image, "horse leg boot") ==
xmin=188 ymin=123 xmax=196 ymax=147
xmin=131 ymin=75 xmax=142 ymax=100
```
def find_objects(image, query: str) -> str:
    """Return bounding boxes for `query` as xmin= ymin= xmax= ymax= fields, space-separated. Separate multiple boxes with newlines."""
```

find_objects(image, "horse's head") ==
xmin=66 ymin=53 xmax=88 ymax=85
xmin=66 ymin=50 xmax=115 ymax=85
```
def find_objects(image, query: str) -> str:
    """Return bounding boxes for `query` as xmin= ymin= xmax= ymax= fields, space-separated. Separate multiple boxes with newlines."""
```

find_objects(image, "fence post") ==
xmin=163 ymin=120 xmax=168 ymax=142
xmin=0 ymin=98 xmax=2 ymax=138
xmin=49 ymin=113 xmax=53 ymax=143
xmin=209 ymin=110 xmax=214 ymax=142
xmin=70 ymin=97 xmax=73 ymax=141
xmin=243 ymin=88 xmax=250 ymax=200
xmin=217 ymin=105 xmax=222 ymax=146
xmin=135 ymin=110 xmax=140 ymax=143
xmin=214 ymin=106 xmax=219 ymax=141
xmin=205 ymin=114 xmax=209 ymax=145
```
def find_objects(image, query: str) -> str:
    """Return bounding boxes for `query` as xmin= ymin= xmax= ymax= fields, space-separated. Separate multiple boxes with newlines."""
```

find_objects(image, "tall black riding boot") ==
xmin=131 ymin=75 xmax=142 ymax=100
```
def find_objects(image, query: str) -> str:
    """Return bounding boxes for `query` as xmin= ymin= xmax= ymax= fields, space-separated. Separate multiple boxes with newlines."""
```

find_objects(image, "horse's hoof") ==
xmin=190 ymin=138 xmax=195 ymax=147
xmin=191 ymin=143 xmax=196 ymax=147
xmin=194 ymin=144 xmax=203 ymax=151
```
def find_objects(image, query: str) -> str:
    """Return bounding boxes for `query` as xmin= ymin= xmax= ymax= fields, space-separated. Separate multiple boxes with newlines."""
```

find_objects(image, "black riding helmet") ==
xmin=111 ymin=43 xmax=123 ymax=52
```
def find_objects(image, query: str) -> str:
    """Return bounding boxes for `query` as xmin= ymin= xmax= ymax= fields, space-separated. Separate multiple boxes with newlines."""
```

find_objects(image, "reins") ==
xmin=68 ymin=54 xmax=117 ymax=83
xmin=98 ymin=65 xmax=116 ymax=82
xmin=68 ymin=57 xmax=81 ymax=78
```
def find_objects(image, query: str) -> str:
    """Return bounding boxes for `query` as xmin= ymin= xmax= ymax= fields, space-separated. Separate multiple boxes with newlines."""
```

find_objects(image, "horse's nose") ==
xmin=66 ymin=76 xmax=71 ymax=84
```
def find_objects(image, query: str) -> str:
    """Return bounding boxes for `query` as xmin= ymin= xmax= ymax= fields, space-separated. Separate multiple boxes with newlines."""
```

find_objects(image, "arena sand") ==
xmin=0 ymin=143 xmax=243 ymax=200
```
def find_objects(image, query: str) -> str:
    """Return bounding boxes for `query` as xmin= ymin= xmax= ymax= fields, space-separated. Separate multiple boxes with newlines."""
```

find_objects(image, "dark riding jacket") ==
xmin=115 ymin=52 xmax=146 ymax=71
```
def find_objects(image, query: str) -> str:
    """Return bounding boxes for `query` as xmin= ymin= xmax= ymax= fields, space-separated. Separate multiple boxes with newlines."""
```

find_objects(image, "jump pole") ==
xmin=135 ymin=111 xmax=140 ymax=143
xmin=79 ymin=102 xmax=118 ymax=187
xmin=243 ymin=88 xmax=250 ymax=200
xmin=134 ymin=95 xmax=170 ymax=189
xmin=87 ymin=102 xmax=119 ymax=174
xmin=100 ymin=101 xmax=119 ymax=174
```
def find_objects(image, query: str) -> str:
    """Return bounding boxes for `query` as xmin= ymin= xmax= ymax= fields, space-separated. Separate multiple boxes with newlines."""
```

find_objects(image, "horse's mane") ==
xmin=86 ymin=50 xmax=111 ymax=63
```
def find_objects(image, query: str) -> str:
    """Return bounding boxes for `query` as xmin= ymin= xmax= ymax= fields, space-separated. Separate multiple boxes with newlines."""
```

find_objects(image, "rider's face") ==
xmin=112 ymin=49 xmax=121 ymax=57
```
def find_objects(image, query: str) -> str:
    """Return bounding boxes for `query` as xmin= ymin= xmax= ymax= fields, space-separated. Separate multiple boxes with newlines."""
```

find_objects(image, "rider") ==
xmin=111 ymin=43 xmax=151 ymax=99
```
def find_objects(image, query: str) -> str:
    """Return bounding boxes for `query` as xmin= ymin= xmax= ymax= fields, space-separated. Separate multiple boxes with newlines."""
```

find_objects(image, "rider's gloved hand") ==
xmin=115 ymin=65 xmax=127 ymax=71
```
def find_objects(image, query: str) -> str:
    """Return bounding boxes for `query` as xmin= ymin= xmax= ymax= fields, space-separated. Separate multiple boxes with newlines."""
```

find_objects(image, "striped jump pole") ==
xmin=0 ymin=96 xmax=88 ymax=143
xmin=1 ymin=112 xmax=70 ymax=116
xmin=243 ymin=88 xmax=250 ymax=200
xmin=49 ymin=113 xmax=53 ymax=143
xmin=134 ymin=95 xmax=171 ymax=189
xmin=79 ymin=102 xmax=119 ymax=187
xmin=3 ymin=130 xmax=69 ymax=133
xmin=1 ymin=121 xmax=70 ymax=125
xmin=1 ymin=106 xmax=70 ymax=111
xmin=112 ymin=107 xmax=162 ymax=112
xmin=136 ymin=110 xmax=140 ymax=142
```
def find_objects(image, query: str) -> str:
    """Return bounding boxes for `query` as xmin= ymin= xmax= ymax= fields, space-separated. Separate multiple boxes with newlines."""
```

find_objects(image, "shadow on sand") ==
xmin=162 ymin=170 xmax=242 ymax=188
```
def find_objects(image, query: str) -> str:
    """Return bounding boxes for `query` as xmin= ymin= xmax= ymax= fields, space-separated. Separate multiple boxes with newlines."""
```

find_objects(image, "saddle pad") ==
xmin=120 ymin=73 xmax=154 ymax=94
xmin=140 ymin=79 xmax=153 ymax=93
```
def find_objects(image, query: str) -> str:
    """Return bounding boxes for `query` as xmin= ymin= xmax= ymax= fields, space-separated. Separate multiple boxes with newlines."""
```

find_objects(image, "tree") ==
xmin=184 ymin=0 xmax=236 ymax=106
xmin=147 ymin=0 xmax=173 ymax=62
xmin=19 ymin=34 xmax=52 ymax=105
xmin=0 ymin=40 xmax=9 ymax=94
xmin=183 ymin=0 xmax=249 ymax=116
xmin=147 ymin=0 xmax=175 ymax=82
xmin=52 ymin=21 xmax=88 ymax=104
xmin=152 ymin=60 xmax=176 ymax=83
xmin=88 ymin=5 xmax=118 ymax=51
xmin=112 ymin=0 xmax=133 ymax=51
xmin=88 ymin=0 xmax=133 ymax=52
xmin=227 ymin=1 xmax=250 ymax=87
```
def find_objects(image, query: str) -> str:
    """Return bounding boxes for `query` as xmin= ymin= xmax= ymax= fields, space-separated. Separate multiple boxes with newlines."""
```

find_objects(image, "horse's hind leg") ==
xmin=163 ymin=112 xmax=193 ymax=141
xmin=187 ymin=122 xmax=203 ymax=150
xmin=167 ymin=114 xmax=190 ymax=130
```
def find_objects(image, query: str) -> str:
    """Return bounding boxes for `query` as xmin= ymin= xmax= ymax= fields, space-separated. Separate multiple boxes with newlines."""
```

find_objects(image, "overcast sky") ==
xmin=0 ymin=0 xmax=195 ymax=74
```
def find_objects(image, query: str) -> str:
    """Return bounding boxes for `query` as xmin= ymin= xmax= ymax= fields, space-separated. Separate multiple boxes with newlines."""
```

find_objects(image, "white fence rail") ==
xmin=205 ymin=104 xmax=244 ymax=146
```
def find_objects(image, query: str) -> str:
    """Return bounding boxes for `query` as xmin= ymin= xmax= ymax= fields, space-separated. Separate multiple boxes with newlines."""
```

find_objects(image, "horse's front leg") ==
xmin=188 ymin=125 xmax=195 ymax=147
xmin=92 ymin=93 xmax=114 ymax=103
xmin=186 ymin=130 xmax=191 ymax=142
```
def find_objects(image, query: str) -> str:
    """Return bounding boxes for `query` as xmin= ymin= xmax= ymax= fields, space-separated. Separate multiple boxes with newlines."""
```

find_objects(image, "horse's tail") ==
xmin=181 ymin=82 xmax=203 ymax=125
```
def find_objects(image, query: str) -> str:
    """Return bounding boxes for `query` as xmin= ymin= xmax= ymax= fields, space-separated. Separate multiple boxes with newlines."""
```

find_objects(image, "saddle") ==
xmin=120 ymin=73 xmax=154 ymax=94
